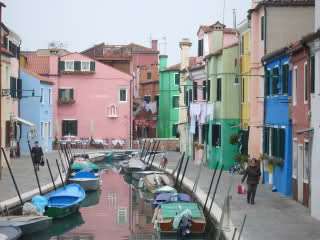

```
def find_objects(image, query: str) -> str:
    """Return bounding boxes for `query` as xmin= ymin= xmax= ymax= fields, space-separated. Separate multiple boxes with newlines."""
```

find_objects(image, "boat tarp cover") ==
xmin=72 ymin=171 xmax=97 ymax=179
xmin=172 ymin=209 xmax=192 ymax=230
xmin=155 ymin=186 xmax=177 ymax=194
xmin=31 ymin=195 xmax=48 ymax=214
xmin=71 ymin=162 xmax=99 ymax=171
xmin=160 ymin=202 xmax=203 ymax=219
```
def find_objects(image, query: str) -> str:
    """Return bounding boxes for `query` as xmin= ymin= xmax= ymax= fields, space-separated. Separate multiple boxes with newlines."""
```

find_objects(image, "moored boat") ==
xmin=69 ymin=171 xmax=100 ymax=191
xmin=121 ymin=159 xmax=146 ymax=174
xmin=155 ymin=186 xmax=177 ymax=196
xmin=0 ymin=226 xmax=21 ymax=240
xmin=153 ymin=202 xmax=206 ymax=234
xmin=152 ymin=193 xmax=191 ymax=208
xmin=71 ymin=161 xmax=100 ymax=173
xmin=87 ymin=153 xmax=106 ymax=163
xmin=32 ymin=184 xmax=86 ymax=219
xmin=132 ymin=171 xmax=164 ymax=181
xmin=0 ymin=216 xmax=52 ymax=235
xmin=144 ymin=174 xmax=174 ymax=193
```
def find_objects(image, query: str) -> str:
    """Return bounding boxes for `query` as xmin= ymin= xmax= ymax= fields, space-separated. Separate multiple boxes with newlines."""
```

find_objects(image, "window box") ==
xmin=58 ymin=99 xmax=75 ymax=105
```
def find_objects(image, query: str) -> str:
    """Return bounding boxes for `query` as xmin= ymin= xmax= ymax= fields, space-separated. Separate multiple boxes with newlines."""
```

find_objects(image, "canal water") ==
xmin=22 ymin=162 xmax=214 ymax=240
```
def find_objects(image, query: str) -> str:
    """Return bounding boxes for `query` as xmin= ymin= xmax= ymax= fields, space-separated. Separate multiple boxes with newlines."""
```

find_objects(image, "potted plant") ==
xmin=229 ymin=133 xmax=240 ymax=145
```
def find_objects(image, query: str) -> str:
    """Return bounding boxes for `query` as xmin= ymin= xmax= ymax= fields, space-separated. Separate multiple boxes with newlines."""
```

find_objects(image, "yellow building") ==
xmin=239 ymin=21 xmax=250 ymax=130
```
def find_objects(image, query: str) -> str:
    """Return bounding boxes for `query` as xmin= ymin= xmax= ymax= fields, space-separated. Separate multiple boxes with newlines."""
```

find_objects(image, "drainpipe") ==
xmin=16 ymin=40 xmax=22 ymax=158
xmin=129 ymin=77 xmax=133 ymax=148
xmin=0 ymin=2 xmax=6 ymax=180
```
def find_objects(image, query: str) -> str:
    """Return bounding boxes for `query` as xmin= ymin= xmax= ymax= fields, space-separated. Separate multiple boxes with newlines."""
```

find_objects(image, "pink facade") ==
xmin=53 ymin=53 xmax=132 ymax=141
xmin=249 ymin=6 xmax=265 ymax=158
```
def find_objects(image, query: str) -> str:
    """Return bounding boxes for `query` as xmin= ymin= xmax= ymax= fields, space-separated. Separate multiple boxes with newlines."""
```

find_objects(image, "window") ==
xmin=147 ymin=71 xmax=152 ymax=80
xmin=155 ymin=95 xmax=159 ymax=112
xmin=269 ymin=127 xmax=285 ymax=160
xmin=65 ymin=61 xmax=74 ymax=71
xmin=184 ymin=90 xmax=189 ymax=106
xmin=310 ymin=56 xmax=315 ymax=94
xmin=271 ymin=67 xmax=280 ymax=95
xmin=293 ymin=140 xmax=298 ymax=178
xmin=5 ymin=121 xmax=11 ymax=147
xmin=48 ymin=121 xmax=51 ymax=138
xmin=261 ymin=16 xmax=265 ymax=41
xmin=58 ymin=88 xmax=74 ymax=103
xmin=117 ymin=208 xmax=128 ymax=224
xmin=293 ymin=67 xmax=297 ymax=106
xmin=40 ymin=88 xmax=44 ymax=104
xmin=241 ymin=78 xmax=245 ymax=103
xmin=119 ymin=89 xmax=127 ymax=102
xmin=10 ymin=77 xmax=17 ymax=98
xmin=304 ymin=62 xmax=308 ymax=103
xmin=62 ymin=120 xmax=78 ymax=136
xmin=240 ymin=35 xmax=245 ymax=55
xmin=143 ymin=95 xmax=151 ymax=104
xmin=216 ymin=78 xmax=222 ymax=101
xmin=188 ymin=89 xmax=192 ymax=104
xmin=282 ymin=64 xmax=289 ymax=95
xmin=202 ymin=81 xmax=207 ymax=100
xmin=207 ymin=80 xmax=211 ymax=101
xmin=201 ymin=124 xmax=208 ymax=144
xmin=234 ymin=77 xmax=239 ymax=84
xmin=194 ymin=121 xmax=199 ymax=142
xmin=174 ymin=73 xmax=180 ymax=85
xmin=263 ymin=127 xmax=270 ymax=154
xmin=172 ymin=96 xmax=179 ymax=108
xmin=40 ymin=122 xmax=44 ymax=137
xmin=212 ymin=124 xmax=221 ymax=147
xmin=193 ymin=82 xmax=198 ymax=101
xmin=304 ymin=142 xmax=310 ymax=182
xmin=172 ymin=124 xmax=178 ymax=137
xmin=81 ymin=61 xmax=90 ymax=71
xmin=198 ymin=39 xmax=204 ymax=57
xmin=48 ymin=88 xmax=52 ymax=105
xmin=108 ymin=104 xmax=118 ymax=117
xmin=74 ymin=61 xmax=81 ymax=71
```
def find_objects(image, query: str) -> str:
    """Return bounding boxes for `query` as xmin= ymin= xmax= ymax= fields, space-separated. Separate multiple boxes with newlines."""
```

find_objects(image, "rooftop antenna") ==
xmin=233 ymin=9 xmax=237 ymax=29
xmin=222 ymin=0 xmax=226 ymax=24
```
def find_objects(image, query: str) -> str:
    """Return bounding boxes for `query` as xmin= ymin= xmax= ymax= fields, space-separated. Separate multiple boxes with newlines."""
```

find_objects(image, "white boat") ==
xmin=144 ymin=173 xmax=174 ymax=193
xmin=69 ymin=171 xmax=100 ymax=191
xmin=87 ymin=153 xmax=106 ymax=162
xmin=132 ymin=171 xmax=164 ymax=181
xmin=0 ymin=215 xmax=52 ymax=235
xmin=0 ymin=226 xmax=21 ymax=240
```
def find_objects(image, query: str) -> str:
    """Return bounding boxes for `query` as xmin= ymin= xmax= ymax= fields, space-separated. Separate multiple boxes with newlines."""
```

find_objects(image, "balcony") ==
xmin=58 ymin=98 xmax=75 ymax=105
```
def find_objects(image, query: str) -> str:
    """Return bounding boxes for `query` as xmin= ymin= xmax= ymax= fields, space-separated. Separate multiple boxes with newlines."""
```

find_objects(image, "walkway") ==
xmin=152 ymin=151 xmax=320 ymax=240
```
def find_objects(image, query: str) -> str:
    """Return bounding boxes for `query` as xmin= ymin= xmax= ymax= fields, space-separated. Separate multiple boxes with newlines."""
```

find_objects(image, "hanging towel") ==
xmin=190 ymin=103 xmax=201 ymax=118
xmin=190 ymin=115 xmax=196 ymax=134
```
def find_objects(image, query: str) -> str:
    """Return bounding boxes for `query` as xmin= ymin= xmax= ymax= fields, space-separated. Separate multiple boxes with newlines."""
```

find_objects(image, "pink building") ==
xmin=23 ymin=50 xmax=132 ymax=146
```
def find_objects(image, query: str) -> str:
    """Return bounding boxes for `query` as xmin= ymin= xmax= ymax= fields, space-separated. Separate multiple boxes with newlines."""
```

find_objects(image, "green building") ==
xmin=157 ymin=55 xmax=180 ymax=138
xmin=205 ymin=23 xmax=240 ymax=170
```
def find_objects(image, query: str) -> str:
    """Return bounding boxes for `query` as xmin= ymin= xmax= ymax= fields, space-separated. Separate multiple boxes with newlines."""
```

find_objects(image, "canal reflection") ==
xmin=24 ymin=164 xmax=212 ymax=240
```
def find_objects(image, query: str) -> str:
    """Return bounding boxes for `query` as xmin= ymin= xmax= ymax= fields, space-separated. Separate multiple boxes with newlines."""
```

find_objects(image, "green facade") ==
xmin=157 ymin=56 xmax=180 ymax=138
xmin=206 ymin=45 xmax=240 ymax=170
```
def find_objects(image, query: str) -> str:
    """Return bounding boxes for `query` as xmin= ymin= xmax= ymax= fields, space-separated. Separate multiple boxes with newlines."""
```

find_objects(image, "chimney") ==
xmin=151 ymin=40 xmax=158 ymax=51
xmin=179 ymin=38 xmax=192 ymax=70
xmin=159 ymin=55 xmax=168 ymax=71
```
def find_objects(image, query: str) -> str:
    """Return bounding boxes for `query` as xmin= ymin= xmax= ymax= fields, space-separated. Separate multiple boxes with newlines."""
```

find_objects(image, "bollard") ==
xmin=27 ymin=140 xmax=42 ymax=195
xmin=208 ymin=164 xmax=224 ymax=213
xmin=179 ymin=156 xmax=190 ymax=189
xmin=1 ymin=147 xmax=23 ymax=205
xmin=203 ymin=161 xmax=219 ymax=211
xmin=56 ymin=159 xmax=65 ymax=187
xmin=46 ymin=159 xmax=56 ymax=191
xmin=147 ymin=140 xmax=157 ymax=165
xmin=149 ymin=140 xmax=160 ymax=167
xmin=175 ymin=154 xmax=185 ymax=187
xmin=140 ymin=139 xmax=146 ymax=160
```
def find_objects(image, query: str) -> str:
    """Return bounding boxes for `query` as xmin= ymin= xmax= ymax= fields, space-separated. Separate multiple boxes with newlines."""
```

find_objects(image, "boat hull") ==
xmin=0 ymin=226 xmax=21 ymax=240
xmin=158 ymin=219 xmax=206 ymax=234
xmin=69 ymin=178 xmax=100 ymax=191
xmin=45 ymin=204 xmax=80 ymax=219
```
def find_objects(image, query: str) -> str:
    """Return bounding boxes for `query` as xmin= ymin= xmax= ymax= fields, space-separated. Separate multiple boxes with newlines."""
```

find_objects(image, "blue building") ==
xmin=262 ymin=50 xmax=292 ymax=196
xmin=20 ymin=69 xmax=54 ymax=155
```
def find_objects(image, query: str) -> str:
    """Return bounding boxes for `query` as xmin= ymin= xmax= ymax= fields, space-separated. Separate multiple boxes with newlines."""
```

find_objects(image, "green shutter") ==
xmin=263 ymin=127 xmax=269 ymax=154
xmin=17 ymin=78 xmax=22 ymax=98
xmin=279 ymin=128 xmax=285 ymax=159
xmin=10 ymin=77 xmax=17 ymax=98
xmin=90 ymin=61 xmax=96 ymax=72
xmin=59 ymin=61 xmax=65 ymax=72
xmin=74 ymin=61 xmax=81 ymax=71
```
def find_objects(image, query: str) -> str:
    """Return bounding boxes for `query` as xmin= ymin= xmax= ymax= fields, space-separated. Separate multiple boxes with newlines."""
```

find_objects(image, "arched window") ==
xmin=108 ymin=104 xmax=118 ymax=118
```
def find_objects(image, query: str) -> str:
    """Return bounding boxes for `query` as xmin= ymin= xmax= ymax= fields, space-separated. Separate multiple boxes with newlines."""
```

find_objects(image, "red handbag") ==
xmin=237 ymin=184 xmax=246 ymax=194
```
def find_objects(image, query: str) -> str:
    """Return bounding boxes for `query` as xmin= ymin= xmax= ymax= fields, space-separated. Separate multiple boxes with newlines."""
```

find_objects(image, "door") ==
xmin=43 ymin=122 xmax=49 ymax=152
xmin=297 ymin=144 xmax=304 ymax=203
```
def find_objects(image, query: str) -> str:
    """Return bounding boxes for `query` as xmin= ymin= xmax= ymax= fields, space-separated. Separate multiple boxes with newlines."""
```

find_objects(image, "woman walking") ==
xmin=241 ymin=158 xmax=261 ymax=205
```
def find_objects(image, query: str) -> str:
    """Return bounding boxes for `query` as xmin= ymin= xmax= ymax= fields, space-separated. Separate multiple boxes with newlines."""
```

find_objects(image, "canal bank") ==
xmin=149 ymin=151 xmax=320 ymax=240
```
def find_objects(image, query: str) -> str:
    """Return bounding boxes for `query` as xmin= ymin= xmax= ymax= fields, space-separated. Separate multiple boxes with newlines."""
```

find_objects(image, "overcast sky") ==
xmin=3 ymin=0 xmax=251 ymax=65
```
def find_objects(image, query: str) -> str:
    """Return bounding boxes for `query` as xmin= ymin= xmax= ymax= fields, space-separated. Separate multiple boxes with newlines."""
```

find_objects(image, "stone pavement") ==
xmin=0 ymin=151 xmax=63 ymax=203
xmin=152 ymin=151 xmax=320 ymax=240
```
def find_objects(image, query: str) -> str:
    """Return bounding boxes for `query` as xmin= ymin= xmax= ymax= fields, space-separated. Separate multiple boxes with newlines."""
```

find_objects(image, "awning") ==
xmin=13 ymin=117 xmax=35 ymax=127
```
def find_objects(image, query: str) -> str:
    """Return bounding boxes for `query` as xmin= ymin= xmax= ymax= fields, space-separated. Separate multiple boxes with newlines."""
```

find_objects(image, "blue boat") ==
xmin=32 ymin=184 xmax=86 ymax=219
xmin=69 ymin=171 xmax=100 ymax=191
xmin=152 ymin=193 xmax=191 ymax=208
